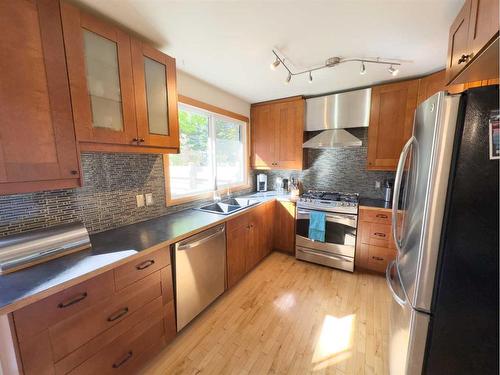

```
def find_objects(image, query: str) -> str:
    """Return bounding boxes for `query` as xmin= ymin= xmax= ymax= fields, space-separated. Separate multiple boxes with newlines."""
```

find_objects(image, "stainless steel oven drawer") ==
xmin=296 ymin=246 xmax=354 ymax=272
xmin=296 ymin=235 xmax=355 ymax=258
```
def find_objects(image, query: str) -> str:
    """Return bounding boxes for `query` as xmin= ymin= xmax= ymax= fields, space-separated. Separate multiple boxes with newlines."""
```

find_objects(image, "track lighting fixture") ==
xmin=388 ymin=65 xmax=399 ymax=76
xmin=360 ymin=61 xmax=367 ymax=75
xmin=270 ymin=49 xmax=404 ymax=83
xmin=270 ymin=57 xmax=280 ymax=70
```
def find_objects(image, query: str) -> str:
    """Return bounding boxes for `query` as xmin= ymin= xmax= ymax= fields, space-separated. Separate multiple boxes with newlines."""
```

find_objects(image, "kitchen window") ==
xmin=166 ymin=99 xmax=249 ymax=204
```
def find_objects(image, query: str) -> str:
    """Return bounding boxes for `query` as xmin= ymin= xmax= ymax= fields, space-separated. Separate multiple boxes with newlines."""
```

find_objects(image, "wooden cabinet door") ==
xmin=251 ymin=104 xmax=276 ymax=169
xmin=245 ymin=210 xmax=261 ymax=273
xmin=226 ymin=214 xmax=249 ymax=288
xmin=0 ymin=0 xmax=80 ymax=194
xmin=273 ymin=100 xmax=304 ymax=170
xmin=367 ymin=79 xmax=419 ymax=171
xmin=446 ymin=0 xmax=472 ymax=84
xmin=61 ymin=3 xmax=137 ymax=146
xmin=273 ymin=201 xmax=296 ymax=254
xmin=264 ymin=201 xmax=275 ymax=257
xmin=417 ymin=71 xmax=447 ymax=105
xmin=468 ymin=0 xmax=499 ymax=59
xmin=131 ymin=39 xmax=179 ymax=150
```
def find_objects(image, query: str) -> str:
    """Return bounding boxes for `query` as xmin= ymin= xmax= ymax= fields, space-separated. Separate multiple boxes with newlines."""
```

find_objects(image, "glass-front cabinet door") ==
xmin=131 ymin=39 xmax=179 ymax=149
xmin=61 ymin=3 xmax=137 ymax=146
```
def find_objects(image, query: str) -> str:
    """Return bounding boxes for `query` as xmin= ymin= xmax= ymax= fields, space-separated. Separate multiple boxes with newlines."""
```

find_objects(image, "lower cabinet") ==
xmin=355 ymin=207 xmax=397 ymax=273
xmin=226 ymin=201 xmax=275 ymax=288
xmin=9 ymin=248 xmax=175 ymax=375
xmin=273 ymin=200 xmax=296 ymax=254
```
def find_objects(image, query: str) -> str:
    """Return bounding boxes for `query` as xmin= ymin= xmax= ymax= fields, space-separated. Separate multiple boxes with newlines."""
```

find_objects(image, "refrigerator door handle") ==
xmin=392 ymin=136 xmax=416 ymax=255
xmin=386 ymin=261 xmax=406 ymax=307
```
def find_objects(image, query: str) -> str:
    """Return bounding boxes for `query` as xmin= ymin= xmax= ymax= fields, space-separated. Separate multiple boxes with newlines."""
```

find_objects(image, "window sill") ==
xmin=166 ymin=182 xmax=252 ymax=207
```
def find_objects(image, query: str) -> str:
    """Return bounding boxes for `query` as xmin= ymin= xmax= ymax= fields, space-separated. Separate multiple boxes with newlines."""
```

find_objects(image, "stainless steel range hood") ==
xmin=303 ymin=88 xmax=371 ymax=148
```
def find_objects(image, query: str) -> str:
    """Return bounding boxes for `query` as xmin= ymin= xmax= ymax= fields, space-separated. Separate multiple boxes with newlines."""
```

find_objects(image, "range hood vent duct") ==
xmin=303 ymin=88 xmax=371 ymax=149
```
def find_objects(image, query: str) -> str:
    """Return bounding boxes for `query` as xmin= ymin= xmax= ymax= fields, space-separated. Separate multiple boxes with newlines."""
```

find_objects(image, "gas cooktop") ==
xmin=297 ymin=190 xmax=359 ymax=214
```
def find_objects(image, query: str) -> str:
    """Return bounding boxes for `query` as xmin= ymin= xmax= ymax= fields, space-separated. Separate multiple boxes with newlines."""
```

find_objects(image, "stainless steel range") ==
xmin=295 ymin=191 xmax=358 ymax=272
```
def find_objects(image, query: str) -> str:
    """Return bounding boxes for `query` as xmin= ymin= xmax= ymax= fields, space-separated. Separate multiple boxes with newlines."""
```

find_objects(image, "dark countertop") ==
xmin=0 ymin=193 xmax=292 ymax=314
xmin=359 ymin=197 xmax=392 ymax=209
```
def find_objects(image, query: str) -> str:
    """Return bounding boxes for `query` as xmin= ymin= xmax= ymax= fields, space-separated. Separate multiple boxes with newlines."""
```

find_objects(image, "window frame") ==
xmin=164 ymin=95 xmax=250 ymax=206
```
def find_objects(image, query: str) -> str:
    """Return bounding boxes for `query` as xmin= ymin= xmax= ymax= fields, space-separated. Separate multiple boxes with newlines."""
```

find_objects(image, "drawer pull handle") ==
xmin=374 ymin=232 xmax=386 ymax=238
xmin=136 ymin=259 xmax=155 ymax=270
xmin=107 ymin=307 xmax=129 ymax=322
xmin=372 ymin=256 xmax=384 ymax=261
xmin=57 ymin=292 xmax=88 ymax=308
xmin=376 ymin=214 xmax=388 ymax=219
xmin=112 ymin=351 xmax=133 ymax=368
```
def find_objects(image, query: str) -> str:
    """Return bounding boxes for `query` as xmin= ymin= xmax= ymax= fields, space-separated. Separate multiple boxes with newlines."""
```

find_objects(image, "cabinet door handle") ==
xmin=139 ymin=138 xmax=145 ymax=143
xmin=372 ymin=256 xmax=384 ymax=261
xmin=374 ymin=232 xmax=386 ymax=238
xmin=376 ymin=214 xmax=388 ymax=219
xmin=135 ymin=259 xmax=155 ymax=270
xmin=58 ymin=292 xmax=88 ymax=308
xmin=70 ymin=170 xmax=78 ymax=175
xmin=132 ymin=138 xmax=139 ymax=142
xmin=458 ymin=54 xmax=471 ymax=64
xmin=112 ymin=351 xmax=133 ymax=368
xmin=107 ymin=307 xmax=129 ymax=322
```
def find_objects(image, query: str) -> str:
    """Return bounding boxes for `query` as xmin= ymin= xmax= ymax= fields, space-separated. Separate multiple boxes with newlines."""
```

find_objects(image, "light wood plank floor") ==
xmin=142 ymin=252 xmax=391 ymax=375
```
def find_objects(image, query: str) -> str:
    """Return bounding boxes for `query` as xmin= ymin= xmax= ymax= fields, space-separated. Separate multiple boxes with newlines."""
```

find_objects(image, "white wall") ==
xmin=176 ymin=70 xmax=250 ymax=117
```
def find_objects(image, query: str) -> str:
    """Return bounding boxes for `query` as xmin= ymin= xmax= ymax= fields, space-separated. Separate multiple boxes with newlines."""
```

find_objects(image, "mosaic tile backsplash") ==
xmin=0 ymin=153 xmax=253 ymax=237
xmin=263 ymin=128 xmax=395 ymax=199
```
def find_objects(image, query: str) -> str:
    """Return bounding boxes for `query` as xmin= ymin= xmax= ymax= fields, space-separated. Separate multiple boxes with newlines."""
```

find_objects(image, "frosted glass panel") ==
xmin=144 ymin=57 xmax=169 ymax=135
xmin=83 ymin=30 xmax=123 ymax=131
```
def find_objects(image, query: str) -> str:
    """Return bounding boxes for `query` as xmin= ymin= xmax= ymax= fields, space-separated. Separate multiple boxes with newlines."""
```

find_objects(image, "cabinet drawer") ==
xmin=68 ymin=317 xmax=165 ymax=375
xmin=13 ymin=271 xmax=114 ymax=342
xmin=366 ymin=245 xmax=396 ymax=273
xmin=50 ymin=271 xmax=162 ymax=361
xmin=359 ymin=208 xmax=392 ymax=225
xmin=360 ymin=222 xmax=394 ymax=248
xmin=114 ymin=248 xmax=169 ymax=290
xmin=54 ymin=296 xmax=164 ymax=375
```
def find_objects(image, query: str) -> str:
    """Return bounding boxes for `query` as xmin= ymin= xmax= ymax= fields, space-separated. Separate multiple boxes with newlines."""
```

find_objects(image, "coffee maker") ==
xmin=256 ymin=174 xmax=267 ymax=192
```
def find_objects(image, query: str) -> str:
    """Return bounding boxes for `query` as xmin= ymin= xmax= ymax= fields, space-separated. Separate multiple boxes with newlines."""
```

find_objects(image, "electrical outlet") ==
xmin=136 ymin=194 xmax=145 ymax=208
xmin=145 ymin=193 xmax=154 ymax=206
xmin=375 ymin=181 xmax=381 ymax=189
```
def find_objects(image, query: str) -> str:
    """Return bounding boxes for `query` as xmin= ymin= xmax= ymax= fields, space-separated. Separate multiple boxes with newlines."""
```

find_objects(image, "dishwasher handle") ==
xmin=177 ymin=225 xmax=225 ymax=251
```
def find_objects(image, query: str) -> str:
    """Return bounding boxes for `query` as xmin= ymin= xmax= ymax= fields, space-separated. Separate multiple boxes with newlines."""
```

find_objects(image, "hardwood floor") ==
xmin=142 ymin=252 xmax=391 ymax=375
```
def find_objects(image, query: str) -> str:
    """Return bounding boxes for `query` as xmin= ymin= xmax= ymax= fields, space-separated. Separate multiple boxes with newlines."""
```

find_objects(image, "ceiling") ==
xmin=73 ymin=0 xmax=464 ymax=104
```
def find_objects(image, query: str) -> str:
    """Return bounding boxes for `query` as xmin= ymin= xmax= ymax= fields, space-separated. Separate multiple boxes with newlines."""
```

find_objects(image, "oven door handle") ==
xmin=296 ymin=210 xmax=357 ymax=228
xmin=297 ymin=247 xmax=353 ymax=263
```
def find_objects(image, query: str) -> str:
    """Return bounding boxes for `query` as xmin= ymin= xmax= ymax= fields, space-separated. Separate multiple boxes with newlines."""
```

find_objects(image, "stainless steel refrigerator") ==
xmin=387 ymin=86 xmax=499 ymax=375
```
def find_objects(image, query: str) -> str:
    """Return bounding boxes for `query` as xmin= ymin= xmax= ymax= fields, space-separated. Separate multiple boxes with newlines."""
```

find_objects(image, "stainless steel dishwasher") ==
xmin=174 ymin=224 xmax=226 ymax=331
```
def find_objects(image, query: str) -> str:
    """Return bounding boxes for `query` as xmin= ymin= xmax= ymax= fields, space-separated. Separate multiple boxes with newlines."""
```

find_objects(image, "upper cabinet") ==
xmin=366 ymin=79 xmax=419 ymax=171
xmin=61 ymin=3 xmax=179 ymax=153
xmin=0 ymin=0 xmax=81 ymax=195
xmin=446 ymin=0 xmax=499 ymax=84
xmin=251 ymin=97 xmax=304 ymax=170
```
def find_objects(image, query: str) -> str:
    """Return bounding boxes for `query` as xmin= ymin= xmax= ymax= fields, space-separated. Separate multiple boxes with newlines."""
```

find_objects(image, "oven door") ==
xmin=295 ymin=208 xmax=357 ymax=258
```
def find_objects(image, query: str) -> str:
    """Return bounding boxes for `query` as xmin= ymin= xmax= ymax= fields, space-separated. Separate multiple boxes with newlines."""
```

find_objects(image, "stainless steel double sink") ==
xmin=196 ymin=198 xmax=259 ymax=215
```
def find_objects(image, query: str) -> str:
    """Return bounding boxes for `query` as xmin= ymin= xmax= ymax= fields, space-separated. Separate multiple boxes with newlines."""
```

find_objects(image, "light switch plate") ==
xmin=375 ymin=181 xmax=381 ymax=189
xmin=145 ymin=193 xmax=153 ymax=206
xmin=136 ymin=194 xmax=145 ymax=208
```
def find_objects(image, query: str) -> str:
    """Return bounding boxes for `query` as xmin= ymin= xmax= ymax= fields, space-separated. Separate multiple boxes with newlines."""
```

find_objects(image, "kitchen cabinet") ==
xmin=366 ymin=79 xmax=419 ymax=171
xmin=61 ymin=3 xmax=179 ymax=154
xmin=273 ymin=200 xmax=296 ymax=254
xmin=3 ymin=248 xmax=175 ymax=374
xmin=226 ymin=201 xmax=274 ymax=288
xmin=0 ymin=0 xmax=81 ymax=195
xmin=446 ymin=0 xmax=499 ymax=84
xmin=251 ymin=97 xmax=304 ymax=170
xmin=355 ymin=207 xmax=397 ymax=273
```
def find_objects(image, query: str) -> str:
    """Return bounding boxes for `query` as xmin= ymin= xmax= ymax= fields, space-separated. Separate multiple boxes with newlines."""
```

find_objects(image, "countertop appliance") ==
xmin=303 ymin=88 xmax=371 ymax=148
xmin=295 ymin=191 xmax=358 ymax=272
xmin=0 ymin=222 xmax=91 ymax=274
xmin=174 ymin=224 xmax=226 ymax=331
xmin=256 ymin=173 xmax=267 ymax=192
xmin=387 ymin=86 xmax=498 ymax=374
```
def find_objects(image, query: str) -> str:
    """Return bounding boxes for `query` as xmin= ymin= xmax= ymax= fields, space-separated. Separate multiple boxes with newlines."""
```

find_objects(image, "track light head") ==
xmin=388 ymin=65 xmax=399 ymax=76
xmin=308 ymin=71 xmax=313 ymax=83
xmin=270 ymin=57 xmax=280 ymax=70
xmin=285 ymin=72 xmax=292 ymax=84
xmin=360 ymin=61 xmax=367 ymax=75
